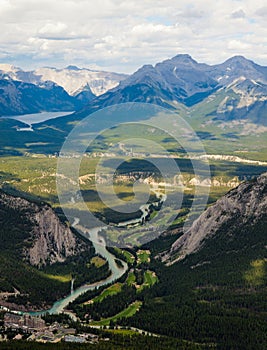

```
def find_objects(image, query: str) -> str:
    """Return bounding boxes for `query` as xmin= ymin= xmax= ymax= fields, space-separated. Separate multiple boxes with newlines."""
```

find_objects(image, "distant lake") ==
xmin=6 ymin=111 xmax=74 ymax=126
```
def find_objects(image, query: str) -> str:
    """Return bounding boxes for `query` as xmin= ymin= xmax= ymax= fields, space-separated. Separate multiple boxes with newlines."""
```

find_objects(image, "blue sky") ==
xmin=0 ymin=0 xmax=266 ymax=73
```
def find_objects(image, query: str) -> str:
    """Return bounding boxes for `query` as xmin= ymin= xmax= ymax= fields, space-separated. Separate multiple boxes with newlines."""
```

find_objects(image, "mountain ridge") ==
xmin=164 ymin=172 xmax=267 ymax=263
xmin=1 ymin=54 xmax=267 ymax=155
xmin=0 ymin=76 xmax=86 ymax=116
xmin=0 ymin=63 xmax=128 ymax=97
xmin=0 ymin=189 xmax=87 ymax=266
xmin=61 ymin=54 xmax=267 ymax=122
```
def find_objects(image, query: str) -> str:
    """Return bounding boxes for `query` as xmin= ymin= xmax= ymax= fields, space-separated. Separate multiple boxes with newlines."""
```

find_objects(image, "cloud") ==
xmin=228 ymin=39 xmax=251 ymax=50
xmin=38 ymin=22 xmax=67 ymax=35
xmin=231 ymin=9 xmax=246 ymax=18
xmin=0 ymin=0 xmax=266 ymax=72
xmin=254 ymin=6 xmax=267 ymax=17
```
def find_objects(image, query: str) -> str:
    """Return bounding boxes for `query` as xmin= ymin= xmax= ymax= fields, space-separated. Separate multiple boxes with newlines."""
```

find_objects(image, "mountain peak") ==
xmin=228 ymin=55 xmax=247 ymax=61
xmin=210 ymin=55 xmax=267 ymax=85
xmin=65 ymin=65 xmax=81 ymax=71
xmin=139 ymin=64 xmax=155 ymax=71
xmin=172 ymin=53 xmax=196 ymax=63
xmin=157 ymin=54 xmax=199 ymax=68
xmin=223 ymin=55 xmax=255 ymax=66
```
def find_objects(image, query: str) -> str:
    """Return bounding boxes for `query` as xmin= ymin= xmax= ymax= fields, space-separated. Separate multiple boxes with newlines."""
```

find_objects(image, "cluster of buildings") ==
xmin=2 ymin=312 xmax=100 ymax=344
xmin=4 ymin=313 xmax=46 ymax=332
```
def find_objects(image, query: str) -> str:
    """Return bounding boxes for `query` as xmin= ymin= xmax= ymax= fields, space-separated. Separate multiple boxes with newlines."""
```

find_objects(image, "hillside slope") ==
xmin=0 ymin=190 xmax=86 ymax=266
xmin=167 ymin=172 xmax=267 ymax=262
xmin=0 ymin=190 xmax=97 ymax=309
xmin=0 ymin=77 xmax=82 ymax=116
xmin=124 ymin=173 xmax=267 ymax=349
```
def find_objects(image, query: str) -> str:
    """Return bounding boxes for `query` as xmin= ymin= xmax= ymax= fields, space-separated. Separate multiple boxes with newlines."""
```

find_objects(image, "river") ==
xmin=117 ymin=187 xmax=167 ymax=228
xmin=41 ymin=187 xmax=165 ymax=315
xmin=15 ymin=183 xmax=164 ymax=317
xmin=29 ymin=225 xmax=127 ymax=316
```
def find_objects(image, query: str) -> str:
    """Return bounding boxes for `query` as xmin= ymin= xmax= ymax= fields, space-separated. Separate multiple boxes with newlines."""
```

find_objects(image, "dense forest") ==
xmin=0 ymin=336 xmax=205 ymax=350
xmin=67 ymin=214 xmax=267 ymax=349
xmin=118 ymin=217 xmax=267 ymax=349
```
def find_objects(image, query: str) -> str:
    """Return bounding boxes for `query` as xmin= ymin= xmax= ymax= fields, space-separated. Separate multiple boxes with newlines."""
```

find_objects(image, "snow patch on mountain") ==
xmin=33 ymin=67 xmax=127 ymax=96
xmin=0 ymin=64 xmax=128 ymax=97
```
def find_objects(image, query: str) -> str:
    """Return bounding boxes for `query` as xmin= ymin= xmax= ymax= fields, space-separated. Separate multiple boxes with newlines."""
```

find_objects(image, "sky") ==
xmin=0 ymin=0 xmax=266 ymax=73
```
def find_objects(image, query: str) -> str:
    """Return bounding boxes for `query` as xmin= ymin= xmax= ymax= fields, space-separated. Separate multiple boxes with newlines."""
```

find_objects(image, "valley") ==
xmin=0 ymin=53 xmax=267 ymax=349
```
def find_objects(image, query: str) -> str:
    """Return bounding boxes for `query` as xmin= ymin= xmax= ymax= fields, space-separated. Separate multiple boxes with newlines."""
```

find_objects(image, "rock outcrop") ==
xmin=167 ymin=172 xmax=267 ymax=261
xmin=0 ymin=190 xmax=87 ymax=266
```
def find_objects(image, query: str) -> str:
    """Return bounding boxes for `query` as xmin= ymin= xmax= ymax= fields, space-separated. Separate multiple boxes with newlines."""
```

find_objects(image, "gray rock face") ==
xmin=0 ymin=191 xmax=86 ymax=266
xmin=169 ymin=172 xmax=267 ymax=260
xmin=0 ymin=64 xmax=127 ymax=97
xmin=214 ymin=78 xmax=267 ymax=126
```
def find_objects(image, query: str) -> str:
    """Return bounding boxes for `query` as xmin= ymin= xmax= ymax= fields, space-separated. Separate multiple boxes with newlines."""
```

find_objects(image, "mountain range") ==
xmin=39 ymin=54 xmax=267 ymax=128
xmin=0 ymin=64 xmax=127 ymax=97
xmin=0 ymin=64 xmax=127 ymax=116
xmin=107 ymin=54 xmax=267 ymax=122
xmin=1 ymin=55 xmax=267 ymax=120
xmin=0 ymin=52 xmax=266 ymax=347
xmin=0 ymin=54 xmax=267 ymax=157
xmin=0 ymin=77 xmax=82 ymax=116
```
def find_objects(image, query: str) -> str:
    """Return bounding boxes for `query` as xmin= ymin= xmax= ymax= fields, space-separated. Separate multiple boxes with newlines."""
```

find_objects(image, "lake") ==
xmin=6 ymin=111 xmax=74 ymax=126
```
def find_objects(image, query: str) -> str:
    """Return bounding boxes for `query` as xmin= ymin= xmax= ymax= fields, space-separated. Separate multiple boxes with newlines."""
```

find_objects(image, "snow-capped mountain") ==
xmin=0 ymin=64 xmax=128 ymax=97
xmin=33 ymin=66 xmax=128 ymax=96
xmin=0 ymin=64 xmax=128 ymax=115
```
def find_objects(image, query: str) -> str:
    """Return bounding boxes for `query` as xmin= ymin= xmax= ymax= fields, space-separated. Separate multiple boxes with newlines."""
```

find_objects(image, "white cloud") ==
xmin=254 ymin=6 xmax=267 ymax=17
xmin=38 ymin=22 xmax=67 ymax=36
xmin=0 ymin=0 xmax=266 ymax=72
xmin=228 ymin=39 xmax=251 ymax=50
xmin=231 ymin=9 xmax=246 ymax=18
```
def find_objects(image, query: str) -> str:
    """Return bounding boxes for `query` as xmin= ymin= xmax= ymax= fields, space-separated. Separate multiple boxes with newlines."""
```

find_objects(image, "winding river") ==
xmin=30 ymin=226 xmax=128 ymax=317
xmin=26 ymin=187 xmax=166 ymax=317
xmin=117 ymin=188 xmax=167 ymax=227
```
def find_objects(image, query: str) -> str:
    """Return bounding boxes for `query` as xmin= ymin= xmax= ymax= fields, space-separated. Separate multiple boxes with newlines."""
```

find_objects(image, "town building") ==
xmin=4 ymin=313 xmax=46 ymax=331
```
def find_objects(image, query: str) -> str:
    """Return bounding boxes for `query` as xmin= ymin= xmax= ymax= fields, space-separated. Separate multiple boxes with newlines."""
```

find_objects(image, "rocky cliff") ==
xmin=0 ymin=190 xmax=87 ymax=266
xmin=166 ymin=172 xmax=267 ymax=262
